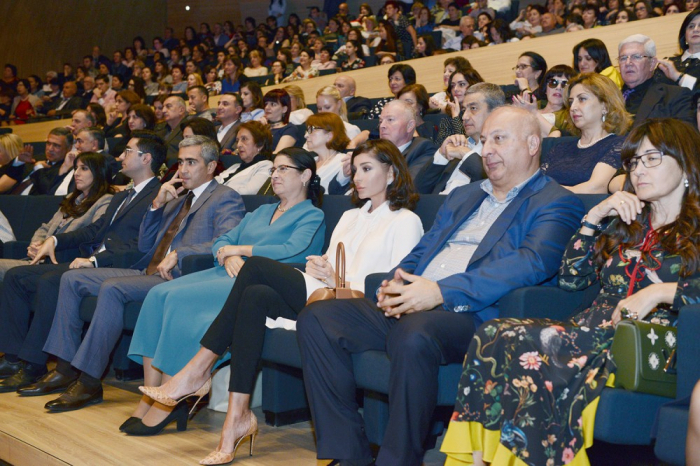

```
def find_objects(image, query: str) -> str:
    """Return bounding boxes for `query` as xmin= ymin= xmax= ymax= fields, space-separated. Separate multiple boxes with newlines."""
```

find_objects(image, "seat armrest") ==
xmin=499 ymin=284 xmax=599 ymax=321
xmin=3 ymin=241 xmax=29 ymax=259
xmin=676 ymin=304 xmax=700 ymax=399
xmin=365 ymin=273 xmax=387 ymax=304
xmin=181 ymin=254 xmax=214 ymax=275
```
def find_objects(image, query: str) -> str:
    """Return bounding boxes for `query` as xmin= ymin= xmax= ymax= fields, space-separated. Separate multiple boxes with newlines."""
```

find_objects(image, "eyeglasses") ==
xmin=123 ymin=147 xmax=145 ymax=156
xmin=512 ymin=64 xmax=532 ymax=71
xmin=547 ymin=78 xmax=569 ymax=89
xmin=617 ymin=54 xmax=652 ymax=64
xmin=305 ymin=126 xmax=325 ymax=135
xmin=269 ymin=164 xmax=303 ymax=176
xmin=622 ymin=151 xmax=665 ymax=171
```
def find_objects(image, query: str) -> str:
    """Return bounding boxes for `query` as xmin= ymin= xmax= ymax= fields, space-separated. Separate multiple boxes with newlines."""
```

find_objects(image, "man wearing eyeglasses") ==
xmin=618 ymin=34 xmax=694 ymax=127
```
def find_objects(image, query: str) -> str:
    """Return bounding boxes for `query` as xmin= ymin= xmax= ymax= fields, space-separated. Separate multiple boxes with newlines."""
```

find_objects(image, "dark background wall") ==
xmin=0 ymin=0 xmax=167 ymax=77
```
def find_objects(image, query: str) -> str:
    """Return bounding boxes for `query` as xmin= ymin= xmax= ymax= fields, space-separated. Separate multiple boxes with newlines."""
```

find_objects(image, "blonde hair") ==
xmin=283 ymin=84 xmax=306 ymax=110
xmin=187 ymin=73 xmax=204 ymax=87
xmin=316 ymin=85 xmax=348 ymax=121
xmin=564 ymin=73 xmax=632 ymax=137
xmin=0 ymin=133 xmax=23 ymax=165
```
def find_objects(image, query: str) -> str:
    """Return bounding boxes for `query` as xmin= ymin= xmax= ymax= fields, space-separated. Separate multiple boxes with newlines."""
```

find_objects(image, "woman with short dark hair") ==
xmin=367 ymin=63 xmax=417 ymax=119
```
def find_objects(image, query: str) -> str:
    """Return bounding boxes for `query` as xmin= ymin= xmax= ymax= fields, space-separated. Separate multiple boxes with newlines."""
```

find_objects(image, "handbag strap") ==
xmin=335 ymin=242 xmax=346 ymax=288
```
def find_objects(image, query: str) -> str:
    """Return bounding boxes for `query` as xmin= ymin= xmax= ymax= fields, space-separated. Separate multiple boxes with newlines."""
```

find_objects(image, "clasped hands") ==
xmin=217 ymin=245 xmax=244 ymax=278
xmin=377 ymin=268 xmax=444 ymax=319
xmin=440 ymin=134 xmax=471 ymax=161
xmin=306 ymin=254 xmax=336 ymax=287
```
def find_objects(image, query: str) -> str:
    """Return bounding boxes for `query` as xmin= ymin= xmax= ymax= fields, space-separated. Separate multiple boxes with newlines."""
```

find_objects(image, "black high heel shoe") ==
xmin=122 ymin=401 xmax=188 ymax=436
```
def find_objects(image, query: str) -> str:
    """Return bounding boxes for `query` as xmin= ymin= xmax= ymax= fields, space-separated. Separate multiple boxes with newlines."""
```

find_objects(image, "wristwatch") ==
xmin=581 ymin=215 xmax=603 ymax=231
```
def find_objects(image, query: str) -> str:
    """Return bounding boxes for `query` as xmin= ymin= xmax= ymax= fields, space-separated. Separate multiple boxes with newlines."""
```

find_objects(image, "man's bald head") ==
xmin=334 ymin=75 xmax=356 ymax=99
xmin=480 ymin=106 xmax=542 ymax=198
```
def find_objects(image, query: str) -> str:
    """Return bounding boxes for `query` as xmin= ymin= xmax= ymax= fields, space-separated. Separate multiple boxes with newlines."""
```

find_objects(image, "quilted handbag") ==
xmin=610 ymin=319 xmax=677 ymax=398
xmin=306 ymin=242 xmax=365 ymax=305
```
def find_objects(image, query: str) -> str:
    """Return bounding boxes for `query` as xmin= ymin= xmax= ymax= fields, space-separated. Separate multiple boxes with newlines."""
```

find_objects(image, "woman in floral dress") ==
xmin=441 ymin=118 xmax=700 ymax=466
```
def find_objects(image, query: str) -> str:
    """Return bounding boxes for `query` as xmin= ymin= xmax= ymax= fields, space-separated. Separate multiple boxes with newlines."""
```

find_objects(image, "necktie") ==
xmin=114 ymin=189 xmax=136 ymax=221
xmin=622 ymin=88 xmax=635 ymax=101
xmin=146 ymin=191 xmax=194 ymax=275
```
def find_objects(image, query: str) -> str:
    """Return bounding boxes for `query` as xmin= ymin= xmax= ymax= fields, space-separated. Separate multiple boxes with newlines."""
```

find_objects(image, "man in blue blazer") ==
xmin=297 ymin=107 xmax=585 ymax=466
xmin=0 ymin=131 xmax=166 ymax=393
xmin=24 ymin=136 xmax=245 ymax=410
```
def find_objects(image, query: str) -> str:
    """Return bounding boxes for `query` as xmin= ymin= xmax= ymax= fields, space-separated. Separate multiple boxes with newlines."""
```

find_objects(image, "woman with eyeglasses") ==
xmin=504 ymin=52 xmax=547 ymax=102
xmin=513 ymin=65 xmax=576 ymax=137
xmin=655 ymin=9 xmax=700 ymax=91
xmin=123 ymin=147 xmax=325 ymax=438
xmin=137 ymin=140 xmax=423 ymax=463
xmin=303 ymin=112 xmax=350 ymax=192
xmin=573 ymin=38 xmax=623 ymax=88
xmin=442 ymin=117 xmax=700 ymax=466
xmin=541 ymin=73 xmax=632 ymax=194
xmin=215 ymin=121 xmax=273 ymax=195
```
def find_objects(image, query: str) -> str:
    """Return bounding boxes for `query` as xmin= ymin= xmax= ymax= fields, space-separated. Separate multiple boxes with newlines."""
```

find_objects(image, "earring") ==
xmin=685 ymin=178 xmax=690 ymax=188
xmin=303 ymin=181 xmax=307 ymax=187
xmin=387 ymin=178 xmax=393 ymax=186
xmin=602 ymin=112 xmax=607 ymax=123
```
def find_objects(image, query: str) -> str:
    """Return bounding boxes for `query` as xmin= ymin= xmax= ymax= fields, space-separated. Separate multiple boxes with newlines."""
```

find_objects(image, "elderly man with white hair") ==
xmin=618 ymin=34 xmax=694 ymax=126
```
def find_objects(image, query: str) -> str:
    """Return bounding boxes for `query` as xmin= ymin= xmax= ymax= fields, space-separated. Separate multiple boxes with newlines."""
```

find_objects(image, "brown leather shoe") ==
xmin=17 ymin=369 xmax=78 ymax=397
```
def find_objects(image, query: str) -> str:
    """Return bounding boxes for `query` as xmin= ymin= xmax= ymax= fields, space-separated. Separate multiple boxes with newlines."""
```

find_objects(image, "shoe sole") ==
xmin=18 ymin=385 xmax=73 ymax=397
xmin=45 ymin=396 xmax=103 ymax=412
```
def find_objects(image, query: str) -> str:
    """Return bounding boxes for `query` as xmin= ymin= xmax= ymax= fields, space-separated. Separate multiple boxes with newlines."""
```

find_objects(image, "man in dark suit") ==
xmin=13 ymin=127 xmax=72 ymax=195
xmin=334 ymin=75 xmax=371 ymax=117
xmin=297 ymin=107 xmax=585 ymax=466
xmin=79 ymin=76 xmax=96 ymax=108
xmin=0 ymin=131 xmax=165 ymax=392
xmin=26 ymin=136 xmax=246 ymax=410
xmin=216 ymin=93 xmax=243 ymax=152
xmin=157 ymin=95 xmax=188 ymax=167
xmin=415 ymin=83 xmax=504 ymax=194
xmin=46 ymin=81 xmax=83 ymax=118
xmin=619 ymin=34 xmax=695 ymax=127
xmin=328 ymin=100 xmax=435 ymax=194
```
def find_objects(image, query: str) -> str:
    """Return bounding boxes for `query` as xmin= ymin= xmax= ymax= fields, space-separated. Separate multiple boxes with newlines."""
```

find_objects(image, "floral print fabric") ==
xmin=445 ymin=226 xmax=694 ymax=465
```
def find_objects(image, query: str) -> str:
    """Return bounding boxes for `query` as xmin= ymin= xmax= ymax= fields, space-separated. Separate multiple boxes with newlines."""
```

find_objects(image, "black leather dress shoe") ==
xmin=0 ymin=367 xmax=47 ymax=393
xmin=44 ymin=380 xmax=103 ymax=412
xmin=17 ymin=370 xmax=78 ymax=397
xmin=0 ymin=357 xmax=22 ymax=379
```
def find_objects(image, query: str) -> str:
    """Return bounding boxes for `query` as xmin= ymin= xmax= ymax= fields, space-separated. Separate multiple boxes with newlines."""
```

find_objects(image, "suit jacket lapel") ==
xmin=180 ymin=181 xmax=216 ymax=231
xmin=468 ymin=172 xmax=545 ymax=266
xmin=635 ymin=85 xmax=663 ymax=123
xmin=114 ymin=178 xmax=157 ymax=221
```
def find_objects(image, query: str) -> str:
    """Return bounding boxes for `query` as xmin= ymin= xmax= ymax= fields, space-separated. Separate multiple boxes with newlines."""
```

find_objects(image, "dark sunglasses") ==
xmin=547 ymin=78 xmax=569 ymax=89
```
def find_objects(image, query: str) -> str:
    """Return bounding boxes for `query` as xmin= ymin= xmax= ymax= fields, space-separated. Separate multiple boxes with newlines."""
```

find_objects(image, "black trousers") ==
xmin=0 ymin=263 xmax=71 ymax=365
xmin=200 ymin=256 xmax=306 ymax=394
xmin=297 ymin=298 xmax=477 ymax=466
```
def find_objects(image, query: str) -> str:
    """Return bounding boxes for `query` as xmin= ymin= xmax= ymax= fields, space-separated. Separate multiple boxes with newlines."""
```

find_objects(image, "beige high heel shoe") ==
xmin=199 ymin=411 xmax=258 ymax=465
xmin=139 ymin=378 xmax=211 ymax=414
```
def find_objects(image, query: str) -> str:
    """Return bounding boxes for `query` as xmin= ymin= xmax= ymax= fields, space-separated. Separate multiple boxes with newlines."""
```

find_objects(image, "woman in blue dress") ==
xmin=124 ymin=147 xmax=325 ymax=435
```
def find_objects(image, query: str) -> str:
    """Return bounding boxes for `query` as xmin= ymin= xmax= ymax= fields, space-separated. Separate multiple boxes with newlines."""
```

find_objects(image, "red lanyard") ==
xmin=618 ymin=224 xmax=662 ymax=298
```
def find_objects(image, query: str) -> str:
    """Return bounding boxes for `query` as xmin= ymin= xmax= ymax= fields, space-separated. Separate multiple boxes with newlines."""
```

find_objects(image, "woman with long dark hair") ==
xmin=573 ymin=38 xmax=623 ymax=88
xmin=443 ymin=117 xmax=700 ymax=466
xmin=0 ymin=151 xmax=114 ymax=279
xmin=656 ymin=8 xmax=700 ymax=90
xmin=137 ymin=140 xmax=424 ymax=464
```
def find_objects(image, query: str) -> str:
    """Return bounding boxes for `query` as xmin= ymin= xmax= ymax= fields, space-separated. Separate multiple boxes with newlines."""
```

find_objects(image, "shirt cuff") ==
xmin=52 ymin=236 xmax=57 ymax=247
xmin=680 ymin=73 xmax=697 ymax=90
xmin=433 ymin=149 xmax=449 ymax=166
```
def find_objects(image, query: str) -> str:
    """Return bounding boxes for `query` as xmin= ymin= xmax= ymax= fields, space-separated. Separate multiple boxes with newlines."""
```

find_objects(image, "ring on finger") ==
xmin=620 ymin=200 xmax=626 ymax=206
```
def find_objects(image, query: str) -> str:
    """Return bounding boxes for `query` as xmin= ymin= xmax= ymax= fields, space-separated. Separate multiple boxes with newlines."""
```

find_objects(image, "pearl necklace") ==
xmin=577 ymin=132 xmax=613 ymax=149
xmin=277 ymin=203 xmax=288 ymax=212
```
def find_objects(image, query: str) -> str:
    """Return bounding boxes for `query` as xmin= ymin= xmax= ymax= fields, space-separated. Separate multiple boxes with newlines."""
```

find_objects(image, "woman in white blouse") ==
xmin=304 ymin=112 xmax=350 ymax=193
xmin=136 ymin=139 xmax=423 ymax=462
xmin=215 ymin=121 xmax=273 ymax=195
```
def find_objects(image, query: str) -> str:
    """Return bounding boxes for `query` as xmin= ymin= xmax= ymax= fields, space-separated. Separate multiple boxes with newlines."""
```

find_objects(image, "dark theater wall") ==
xmin=0 ymin=1 xmax=166 ymax=77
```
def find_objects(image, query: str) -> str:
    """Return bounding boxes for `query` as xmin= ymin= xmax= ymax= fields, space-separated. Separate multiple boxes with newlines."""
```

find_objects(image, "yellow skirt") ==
xmin=440 ymin=376 xmax=617 ymax=466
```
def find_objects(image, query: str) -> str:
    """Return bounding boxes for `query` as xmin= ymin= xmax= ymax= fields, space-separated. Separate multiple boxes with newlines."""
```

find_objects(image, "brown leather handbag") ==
xmin=306 ymin=242 xmax=365 ymax=305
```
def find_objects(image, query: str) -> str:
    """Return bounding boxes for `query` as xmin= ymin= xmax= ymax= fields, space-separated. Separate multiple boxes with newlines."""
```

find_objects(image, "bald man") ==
xmin=46 ymin=81 xmax=83 ymax=117
xmin=334 ymin=75 xmax=371 ymax=117
xmin=297 ymin=106 xmax=585 ymax=466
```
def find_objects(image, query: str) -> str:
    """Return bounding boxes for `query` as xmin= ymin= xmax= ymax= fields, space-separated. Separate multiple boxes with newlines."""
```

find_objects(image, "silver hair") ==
xmin=618 ymin=34 xmax=656 ymax=57
xmin=384 ymin=99 xmax=416 ymax=123
xmin=178 ymin=135 xmax=219 ymax=164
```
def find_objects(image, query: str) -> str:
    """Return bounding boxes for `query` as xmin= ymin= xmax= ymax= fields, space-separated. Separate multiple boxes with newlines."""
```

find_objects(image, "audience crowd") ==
xmin=1 ymin=1 xmax=700 ymax=465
